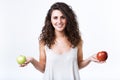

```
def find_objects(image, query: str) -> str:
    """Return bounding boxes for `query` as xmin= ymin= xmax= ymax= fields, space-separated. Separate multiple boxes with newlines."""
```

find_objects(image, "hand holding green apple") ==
xmin=16 ymin=55 xmax=26 ymax=64
xmin=16 ymin=55 xmax=34 ymax=67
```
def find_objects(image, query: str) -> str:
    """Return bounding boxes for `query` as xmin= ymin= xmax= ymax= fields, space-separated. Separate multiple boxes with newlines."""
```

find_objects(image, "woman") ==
xmin=20 ymin=2 xmax=101 ymax=80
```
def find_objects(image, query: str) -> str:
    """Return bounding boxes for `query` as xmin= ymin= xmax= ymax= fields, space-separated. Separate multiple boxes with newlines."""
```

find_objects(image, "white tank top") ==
xmin=43 ymin=45 xmax=80 ymax=80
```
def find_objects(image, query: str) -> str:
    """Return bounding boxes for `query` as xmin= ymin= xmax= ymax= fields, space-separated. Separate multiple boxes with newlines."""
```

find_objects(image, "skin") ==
xmin=20 ymin=10 xmax=101 ymax=73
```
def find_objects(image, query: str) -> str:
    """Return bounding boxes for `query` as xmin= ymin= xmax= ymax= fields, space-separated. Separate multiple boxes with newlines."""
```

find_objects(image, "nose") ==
xmin=57 ymin=18 xmax=62 ymax=24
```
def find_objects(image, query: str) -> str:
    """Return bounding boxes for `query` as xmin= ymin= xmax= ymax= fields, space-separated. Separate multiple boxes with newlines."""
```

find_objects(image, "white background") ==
xmin=0 ymin=0 xmax=120 ymax=80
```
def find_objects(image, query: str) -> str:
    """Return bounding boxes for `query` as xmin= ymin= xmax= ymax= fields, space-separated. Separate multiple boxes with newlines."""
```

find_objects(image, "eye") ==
xmin=53 ymin=16 xmax=58 ymax=19
xmin=61 ymin=16 xmax=66 ymax=19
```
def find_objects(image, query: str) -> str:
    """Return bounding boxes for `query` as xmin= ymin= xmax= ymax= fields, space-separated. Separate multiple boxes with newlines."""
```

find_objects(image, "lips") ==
xmin=57 ymin=26 xmax=63 ymax=28
xmin=56 ymin=24 xmax=64 ymax=28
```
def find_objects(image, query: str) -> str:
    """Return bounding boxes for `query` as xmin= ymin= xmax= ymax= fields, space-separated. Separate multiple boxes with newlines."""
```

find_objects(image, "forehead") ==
xmin=51 ymin=10 xmax=64 ymax=16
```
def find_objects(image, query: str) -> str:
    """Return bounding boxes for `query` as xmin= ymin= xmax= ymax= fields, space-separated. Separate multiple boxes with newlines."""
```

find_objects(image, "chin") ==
xmin=55 ymin=28 xmax=64 ymax=32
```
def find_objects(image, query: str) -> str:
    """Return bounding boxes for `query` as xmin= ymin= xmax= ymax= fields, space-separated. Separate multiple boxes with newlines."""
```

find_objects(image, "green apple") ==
xmin=16 ymin=55 xmax=26 ymax=64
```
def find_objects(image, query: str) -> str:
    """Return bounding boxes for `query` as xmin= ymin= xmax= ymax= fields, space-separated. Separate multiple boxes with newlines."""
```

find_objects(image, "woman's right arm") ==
xmin=20 ymin=41 xmax=46 ymax=73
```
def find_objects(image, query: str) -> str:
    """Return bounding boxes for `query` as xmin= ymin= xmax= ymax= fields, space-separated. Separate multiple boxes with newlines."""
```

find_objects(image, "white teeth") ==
xmin=57 ymin=26 xmax=62 ymax=28
xmin=56 ymin=25 xmax=62 ymax=27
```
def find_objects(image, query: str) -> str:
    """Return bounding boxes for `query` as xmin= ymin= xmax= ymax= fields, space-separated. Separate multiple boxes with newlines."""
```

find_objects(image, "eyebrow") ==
xmin=52 ymin=15 xmax=65 ymax=18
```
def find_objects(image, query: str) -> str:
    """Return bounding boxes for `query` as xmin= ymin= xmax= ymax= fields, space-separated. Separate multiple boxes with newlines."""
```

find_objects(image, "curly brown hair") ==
xmin=39 ymin=2 xmax=82 ymax=48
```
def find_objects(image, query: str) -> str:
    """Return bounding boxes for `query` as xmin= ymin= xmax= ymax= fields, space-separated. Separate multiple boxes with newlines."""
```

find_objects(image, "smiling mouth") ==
xmin=57 ymin=26 xmax=63 ymax=28
xmin=56 ymin=24 xmax=64 ymax=27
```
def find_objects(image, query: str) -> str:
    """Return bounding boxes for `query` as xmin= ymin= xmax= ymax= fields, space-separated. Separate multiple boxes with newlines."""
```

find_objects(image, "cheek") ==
xmin=63 ymin=19 xmax=67 ymax=25
xmin=51 ymin=19 xmax=56 ymax=25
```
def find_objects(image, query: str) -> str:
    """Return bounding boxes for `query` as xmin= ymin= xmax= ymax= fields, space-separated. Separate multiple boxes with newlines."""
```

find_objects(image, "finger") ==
xmin=91 ymin=56 xmax=100 ymax=62
xmin=19 ymin=63 xmax=27 ymax=67
xmin=99 ymin=60 xmax=106 ymax=63
xmin=24 ymin=61 xmax=29 ymax=64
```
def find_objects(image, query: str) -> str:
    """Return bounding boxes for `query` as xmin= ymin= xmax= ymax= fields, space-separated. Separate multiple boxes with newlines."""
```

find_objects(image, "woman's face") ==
xmin=51 ymin=10 xmax=67 ymax=32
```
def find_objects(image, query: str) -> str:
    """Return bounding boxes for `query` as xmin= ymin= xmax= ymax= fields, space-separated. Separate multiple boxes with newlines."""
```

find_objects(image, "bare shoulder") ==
xmin=39 ymin=40 xmax=45 ymax=48
xmin=77 ymin=40 xmax=83 ymax=62
xmin=39 ymin=40 xmax=46 ymax=60
xmin=77 ymin=40 xmax=83 ymax=49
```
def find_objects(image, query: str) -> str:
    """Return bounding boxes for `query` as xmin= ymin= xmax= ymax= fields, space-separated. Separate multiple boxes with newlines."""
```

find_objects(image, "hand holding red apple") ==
xmin=97 ymin=51 xmax=108 ymax=61
xmin=89 ymin=51 xmax=108 ymax=63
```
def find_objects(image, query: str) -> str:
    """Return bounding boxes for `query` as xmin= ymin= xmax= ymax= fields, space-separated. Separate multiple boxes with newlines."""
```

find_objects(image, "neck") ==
xmin=55 ymin=31 xmax=66 ymax=38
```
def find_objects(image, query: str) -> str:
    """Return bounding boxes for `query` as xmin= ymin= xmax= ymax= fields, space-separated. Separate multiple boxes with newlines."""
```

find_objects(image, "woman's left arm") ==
xmin=77 ymin=41 xmax=99 ymax=69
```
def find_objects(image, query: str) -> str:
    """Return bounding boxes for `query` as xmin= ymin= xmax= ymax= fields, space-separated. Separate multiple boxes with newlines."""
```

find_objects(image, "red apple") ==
xmin=97 ymin=51 xmax=108 ymax=61
xmin=16 ymin=55 xmax=26 ymax=64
